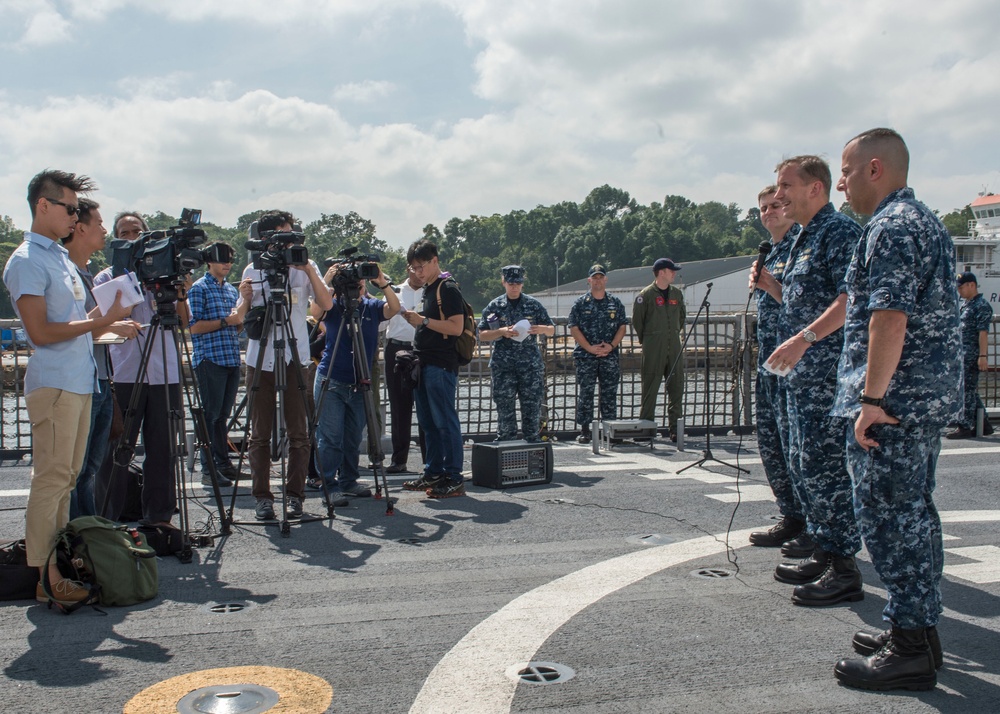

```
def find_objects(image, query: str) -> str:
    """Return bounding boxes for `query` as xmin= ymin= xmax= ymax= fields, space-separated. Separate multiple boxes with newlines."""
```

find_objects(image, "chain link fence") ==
xmin=3 ymin=315 xmax=998 ymax=457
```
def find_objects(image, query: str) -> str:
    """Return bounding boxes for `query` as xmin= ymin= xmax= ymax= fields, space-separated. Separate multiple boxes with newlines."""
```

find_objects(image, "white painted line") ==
xmin=944 ymin=545 xmax=1000 ymax=584
xmin=409 ymin=527 xmax=757 ymax=714
xmin=0 ymin=489 xmax=29 ymax=498
xmin=706 ymin=485 xmax=779 ymax=502
xmin=940 ymin=510 xmax=1000 ymax=523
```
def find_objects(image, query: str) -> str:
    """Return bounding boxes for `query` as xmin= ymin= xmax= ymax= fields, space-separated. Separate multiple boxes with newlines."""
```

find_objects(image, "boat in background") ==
xmin=954 ymin=193 xmax=1000 ymax=307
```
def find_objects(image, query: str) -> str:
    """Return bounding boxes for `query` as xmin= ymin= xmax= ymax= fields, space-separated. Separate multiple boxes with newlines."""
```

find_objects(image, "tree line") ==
xmin=0 ymin=187 xmax=979 ymax=318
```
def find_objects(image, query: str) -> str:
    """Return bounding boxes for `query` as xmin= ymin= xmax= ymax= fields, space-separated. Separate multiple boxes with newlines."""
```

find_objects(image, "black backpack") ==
xmin=434 ymin=278 xmax=477 ymax=366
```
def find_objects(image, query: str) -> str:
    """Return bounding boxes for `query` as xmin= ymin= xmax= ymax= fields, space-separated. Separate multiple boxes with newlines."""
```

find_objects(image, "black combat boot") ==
xmin=853 ymin=625 xmax=943 ymax=670
xmin=835 ymin=626 xmax=937 ymax=691
xmin=773 ymin=548 xmax=830 ymax=585
xmin=749 ymin=516 xmax=805 ymax=547
xmin=791 ymin=554 xmax=863 ymax=606
xmin=780 ymin=532 xmax=814 ymax=558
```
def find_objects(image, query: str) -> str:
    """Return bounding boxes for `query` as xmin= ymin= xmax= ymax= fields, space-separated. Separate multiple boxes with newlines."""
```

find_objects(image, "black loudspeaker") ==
xmin=471 ymin=441 xmax=553 ymax=489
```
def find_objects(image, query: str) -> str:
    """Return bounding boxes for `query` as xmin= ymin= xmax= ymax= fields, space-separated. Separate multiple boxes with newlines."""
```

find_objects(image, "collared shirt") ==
xmin=478 ymin=292 xmax=553 ymax=369
xmin=779 ymin=202 xmax=860 ymax=385
xmin=240 ymin=261 xmax=319 ymax=370
xmin=385 ymin=280 xmax=424 ymax=343
xmin=317 ymin=296 xmax=387 ymax=384
xmin=188 ymin=272 xmax=241 ymax=368
xmin=833 ymin=187 xmax=962 ymax=427
xmin=960 ymin=293 xmax=993 ymax=362
xmin=3 ymin=232 xmax=97 ymax=395
xmin=75 ymin=264 xmax=111 ymax=381
xmin=567 ymin=291 xmax=629 ymax=359
xmin=94 ymin=268 xmax=180 ymax=385
xmin=754 ymin=228 xmax=795 ymax=372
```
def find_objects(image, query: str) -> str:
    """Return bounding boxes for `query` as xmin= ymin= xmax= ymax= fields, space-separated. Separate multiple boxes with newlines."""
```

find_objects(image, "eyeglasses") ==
xmin=45 ymin=197 xmax=81 ymax=216
xmin=410 ymin=262 xmax=428 ymax=272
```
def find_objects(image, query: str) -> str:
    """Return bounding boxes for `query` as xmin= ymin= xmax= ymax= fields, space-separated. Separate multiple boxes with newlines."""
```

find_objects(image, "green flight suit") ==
xmin=632 ymin=282 xmax=685 ymax=431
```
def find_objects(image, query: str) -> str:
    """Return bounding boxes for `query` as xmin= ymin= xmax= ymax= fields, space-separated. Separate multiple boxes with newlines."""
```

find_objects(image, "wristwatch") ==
xmin=801 ymin=329 xmax=817 ymax=343
xmin=421 ymin=317 xmax=430 ymax=327
xmin=219 ymin=318 xmax=227 ymax=330
xmin=859 ymin=393 xmax=885 ymax=409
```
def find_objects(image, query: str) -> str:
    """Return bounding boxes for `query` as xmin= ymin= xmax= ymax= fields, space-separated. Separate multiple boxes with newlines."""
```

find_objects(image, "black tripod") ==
xmin=678 ymin=282 xmax=748 ymax=475
xmin=101 ymin=281 xmax=232 ymax=561
xmin=311 ymin=283 xmax=394 ymax=515
xmin=227 ymin=269 xmax=335 ymax=536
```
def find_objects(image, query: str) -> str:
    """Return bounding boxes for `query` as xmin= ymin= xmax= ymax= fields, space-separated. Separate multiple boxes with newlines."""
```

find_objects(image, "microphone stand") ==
xmin=678 ymin=282 xmax=748 ymax=474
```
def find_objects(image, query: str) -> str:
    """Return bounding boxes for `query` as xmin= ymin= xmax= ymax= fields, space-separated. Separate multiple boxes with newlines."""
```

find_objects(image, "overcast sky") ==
xmin=2 ymin=0 xmax=998 ymax=247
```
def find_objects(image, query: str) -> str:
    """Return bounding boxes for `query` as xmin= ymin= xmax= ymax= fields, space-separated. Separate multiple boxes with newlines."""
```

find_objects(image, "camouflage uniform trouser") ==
xmin=848 ymin=424 xmax=943 ymax=628
xmin=575 ymin=356 xmax=620 ymax=428
xmin=755 ymin=371 xmax=803 ymax=520
xmin=958 ymin=360 xmax=985 ymax=430
xmin=492 ymin=364 xmax=544 ymax=441
xmin=786 ymin=383 xmax=860 ymax=556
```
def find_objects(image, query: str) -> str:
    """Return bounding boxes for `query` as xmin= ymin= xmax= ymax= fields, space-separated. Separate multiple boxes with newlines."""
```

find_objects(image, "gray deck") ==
xmin=2 ymin=435 xmax=999 ymax=713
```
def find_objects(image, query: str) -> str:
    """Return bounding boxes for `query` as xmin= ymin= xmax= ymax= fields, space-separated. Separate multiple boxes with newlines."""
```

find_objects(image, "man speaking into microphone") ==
xmin=747 ymin=186 xmax=806 ymax=552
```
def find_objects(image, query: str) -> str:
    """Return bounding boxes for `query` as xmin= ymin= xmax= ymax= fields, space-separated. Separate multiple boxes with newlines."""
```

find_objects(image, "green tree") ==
xmin=941 ymin=205 xmax=974 ymax=237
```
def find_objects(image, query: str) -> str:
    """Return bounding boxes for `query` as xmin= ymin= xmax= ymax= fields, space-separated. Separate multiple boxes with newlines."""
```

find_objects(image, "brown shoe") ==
xmin=36 ymin=578 xmax=91 ymax=606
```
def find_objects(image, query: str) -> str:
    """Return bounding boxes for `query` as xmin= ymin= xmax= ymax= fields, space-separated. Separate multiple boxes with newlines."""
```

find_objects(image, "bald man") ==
xmin=830 ymin=128 xmax=960 ymax=691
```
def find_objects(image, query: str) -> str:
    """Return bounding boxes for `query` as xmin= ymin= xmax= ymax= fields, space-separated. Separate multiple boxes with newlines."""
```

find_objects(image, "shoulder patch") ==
xmin=635 ymin=296 xmax=643 ymax=304
xmin=864 ymin=224 xmax=885 ymax=266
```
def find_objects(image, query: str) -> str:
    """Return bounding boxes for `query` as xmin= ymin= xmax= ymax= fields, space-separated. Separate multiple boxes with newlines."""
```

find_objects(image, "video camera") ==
xmin=245 ymin=221 xmax=308 ymax=272
xmin=110 ymin=208 xmax=210 ymax=285
xmin=327 ymin=246 xmax=381 ymax=298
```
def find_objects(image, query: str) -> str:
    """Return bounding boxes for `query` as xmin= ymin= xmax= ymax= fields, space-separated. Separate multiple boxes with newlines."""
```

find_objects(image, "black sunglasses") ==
xmin=45 ymin=197 xmax=81 ymax=216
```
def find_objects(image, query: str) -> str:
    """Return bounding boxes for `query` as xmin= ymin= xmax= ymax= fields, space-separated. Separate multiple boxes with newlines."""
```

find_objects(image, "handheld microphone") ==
xmin=750 ymin=241 xmax=772 ymax=292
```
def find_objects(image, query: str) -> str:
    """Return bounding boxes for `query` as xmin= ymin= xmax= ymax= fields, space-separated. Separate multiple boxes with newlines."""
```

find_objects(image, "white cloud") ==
xmin=332 ymin=80 xmax=396 ymax=104
xmin=1 ymin=0 xmax=999 ymax=246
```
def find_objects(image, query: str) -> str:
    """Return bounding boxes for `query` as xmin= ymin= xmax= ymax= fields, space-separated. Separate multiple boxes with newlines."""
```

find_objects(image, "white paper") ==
xmin=92 ymin=273 xmax=145 ymax=316
xmin=511 ymin=319 xmax=531 ymax=343
xmin=763 ymin=360 xmax=792 ymax=377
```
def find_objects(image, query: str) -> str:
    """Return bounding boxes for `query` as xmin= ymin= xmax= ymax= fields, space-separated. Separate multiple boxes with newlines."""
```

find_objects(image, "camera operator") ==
xmin=94 ymin=211 xmax=189 ymax=528
xmin=310 ymin=261 xmax=399 ymax=504
xmin=187 ymin=242 xmax=250 ymax=487
xmin=239 ymin=210 xmax=333 ymax=520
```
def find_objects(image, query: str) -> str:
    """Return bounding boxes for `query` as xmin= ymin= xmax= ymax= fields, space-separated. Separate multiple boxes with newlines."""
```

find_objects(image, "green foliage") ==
xmin=941 ymin=205 xmax=974 ymax=237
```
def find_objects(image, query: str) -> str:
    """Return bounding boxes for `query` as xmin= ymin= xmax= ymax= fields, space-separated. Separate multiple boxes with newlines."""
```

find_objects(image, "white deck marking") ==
xmin=409 ymin=527 xmax=756 ymax=714
xmin=944 ymin=545 xmax=1000 ymax=584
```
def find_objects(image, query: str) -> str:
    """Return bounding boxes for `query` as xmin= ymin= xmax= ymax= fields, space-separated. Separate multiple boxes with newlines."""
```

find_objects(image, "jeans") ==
xmin=70 ymin=379 xmax=114 ymax=519
xmin=413 ymin=364 xmax=463 ymax=481
xmin=313 ymin=379 xmax=366 ymax=491
xmin=195 ymin=360 xmax=240 ymax=470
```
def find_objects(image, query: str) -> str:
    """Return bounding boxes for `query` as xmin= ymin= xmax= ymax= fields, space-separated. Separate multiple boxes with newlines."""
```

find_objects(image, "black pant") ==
xmin=96 ymin=382 xmax=182 ymax=524
xmin=385 ymin=341 xmax=425 ymax=466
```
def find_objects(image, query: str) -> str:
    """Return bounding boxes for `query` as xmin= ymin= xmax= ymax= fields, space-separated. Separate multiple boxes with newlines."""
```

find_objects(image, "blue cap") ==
xmin=502 ymin=265 xmax=525 ymax=283
xmin=653 ymin=258 xmax=681 ymax=272
xmin=957 ymin=271 xmax=977 ymax=286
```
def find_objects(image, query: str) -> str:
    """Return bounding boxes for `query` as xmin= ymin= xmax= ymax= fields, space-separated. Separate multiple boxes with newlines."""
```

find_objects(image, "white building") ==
xmin=532 ymin=254 xmax=758 ymax=319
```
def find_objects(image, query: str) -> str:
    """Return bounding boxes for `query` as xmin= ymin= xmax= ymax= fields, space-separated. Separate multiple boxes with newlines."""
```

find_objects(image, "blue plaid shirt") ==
xmin=188 ymin=272 xmax=240 ymax=368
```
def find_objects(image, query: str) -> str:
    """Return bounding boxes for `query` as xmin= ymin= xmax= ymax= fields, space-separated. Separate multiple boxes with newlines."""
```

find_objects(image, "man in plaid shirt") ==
xmin=188 ymin=242 xmax=250 ymax=486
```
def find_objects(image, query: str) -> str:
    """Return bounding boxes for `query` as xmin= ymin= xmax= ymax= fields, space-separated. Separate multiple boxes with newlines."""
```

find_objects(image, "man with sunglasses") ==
xmin=188 ymin=242 xmax=251 ymax=485
xmin=4 ymin=170 xmax=132 ymax=608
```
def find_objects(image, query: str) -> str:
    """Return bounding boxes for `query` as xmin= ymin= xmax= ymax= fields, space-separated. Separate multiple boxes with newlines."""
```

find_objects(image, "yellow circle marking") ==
xmin=124 ymin=666 xmax=332 ymax=713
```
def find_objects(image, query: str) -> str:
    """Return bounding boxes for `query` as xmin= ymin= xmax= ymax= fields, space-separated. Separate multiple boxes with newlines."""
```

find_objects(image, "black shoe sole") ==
xmin=834 ymin=671 xmax=936 ymax=692
xmin=791 ymin=589 xmax=864 ymax=607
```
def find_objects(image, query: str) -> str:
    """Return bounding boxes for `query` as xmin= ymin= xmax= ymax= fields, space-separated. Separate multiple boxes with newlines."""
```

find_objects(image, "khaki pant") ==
xmin=25 ymin=388 xmax=92 ymax=567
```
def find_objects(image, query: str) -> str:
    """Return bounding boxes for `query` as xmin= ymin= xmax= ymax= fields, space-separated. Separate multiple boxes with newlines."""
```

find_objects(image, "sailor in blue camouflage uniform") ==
xmin=478 ymin=266 xmax=555 ymax=442
xmin=568 ymin=264 xmax=629 ymax=443
xmin=763 ymin=155 xmax=863 ymax=606
xmin=829 ymin=129 xmax=962 ymax=691
xmin=747 ymin=186 xmax=806 ymax=549
xmin=948 ymin=272 xmax=993 ymax=438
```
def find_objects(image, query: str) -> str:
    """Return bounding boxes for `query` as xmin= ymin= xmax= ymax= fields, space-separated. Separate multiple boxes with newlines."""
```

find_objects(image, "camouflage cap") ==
xmin=502 ymin=265 xmax=525 ymax=283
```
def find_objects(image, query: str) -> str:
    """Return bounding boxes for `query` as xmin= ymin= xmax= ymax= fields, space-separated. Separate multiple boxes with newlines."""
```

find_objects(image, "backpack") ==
xmin=435 ymin=278 xmax=477 ymax=366
xmin=44 ymin=516 xmax=158 ymax=613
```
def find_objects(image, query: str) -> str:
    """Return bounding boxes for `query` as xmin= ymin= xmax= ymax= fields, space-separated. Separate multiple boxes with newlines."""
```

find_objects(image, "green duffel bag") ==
xmin=44 ymin=515 xmax=158 ymax=613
